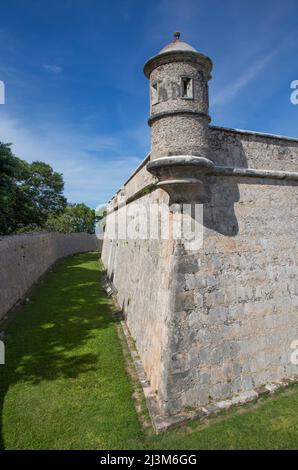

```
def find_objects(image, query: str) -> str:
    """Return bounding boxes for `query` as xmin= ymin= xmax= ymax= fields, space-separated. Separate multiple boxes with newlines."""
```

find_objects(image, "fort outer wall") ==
xmin=0 ymin=232 xmax=101 ymax=320
xmin=101 ymin=126 xmax=298 ymax=415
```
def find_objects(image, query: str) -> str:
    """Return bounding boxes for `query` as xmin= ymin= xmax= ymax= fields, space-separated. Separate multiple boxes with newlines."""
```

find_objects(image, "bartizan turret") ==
xmin=145 ymin=32 xmax=215 ymax=203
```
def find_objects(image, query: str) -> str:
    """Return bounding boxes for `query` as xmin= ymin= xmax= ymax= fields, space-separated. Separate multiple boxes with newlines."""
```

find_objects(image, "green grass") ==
xmin=0 ymin=252 xmax=298 ymax=449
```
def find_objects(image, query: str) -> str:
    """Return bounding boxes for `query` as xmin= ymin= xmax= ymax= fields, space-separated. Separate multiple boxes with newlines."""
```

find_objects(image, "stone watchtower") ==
xmin=144 ymin=33 xmax=215 ymax=203
xmin=144 ymin=32 xmax=212 ymax=159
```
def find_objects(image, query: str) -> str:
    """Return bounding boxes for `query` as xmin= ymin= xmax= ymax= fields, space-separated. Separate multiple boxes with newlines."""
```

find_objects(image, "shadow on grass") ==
xmin=0 ymin=252 xmax=113 ymax=449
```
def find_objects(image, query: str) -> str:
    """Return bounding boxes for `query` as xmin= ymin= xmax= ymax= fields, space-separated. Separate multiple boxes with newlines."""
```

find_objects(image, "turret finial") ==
xmin=173 ymin=31 xmax=180 ymax=41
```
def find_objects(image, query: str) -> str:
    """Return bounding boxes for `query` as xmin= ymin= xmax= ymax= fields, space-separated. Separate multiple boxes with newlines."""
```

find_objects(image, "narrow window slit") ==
xmin=181 ymin=77 xmax=193 ymax=99
xmin=151 ymin=82 xmax=158 ymax=105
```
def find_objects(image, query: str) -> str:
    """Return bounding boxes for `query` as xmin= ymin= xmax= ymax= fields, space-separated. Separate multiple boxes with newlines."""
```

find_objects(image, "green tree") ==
xmin=0 ymin=143 xmax=67 ymax=235
xmin=0 ymin=142 xmax=30 ymax=234
xmin=46 ymin=203 xmax=97 ymax=234
xmin=20 ymin=161 xmax=66 ymax=227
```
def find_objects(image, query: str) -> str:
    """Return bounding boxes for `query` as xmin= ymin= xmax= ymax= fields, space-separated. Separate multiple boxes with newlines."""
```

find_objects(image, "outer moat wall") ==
xmin=101 ymin=34 xmax=298 ymax=416
xmin=0 ymin=232 xmax=101 ymax=320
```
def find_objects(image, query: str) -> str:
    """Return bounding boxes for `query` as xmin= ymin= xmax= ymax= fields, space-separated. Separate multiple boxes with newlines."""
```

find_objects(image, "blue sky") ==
xmin=0 ymin=0 xmax=297 ymax=208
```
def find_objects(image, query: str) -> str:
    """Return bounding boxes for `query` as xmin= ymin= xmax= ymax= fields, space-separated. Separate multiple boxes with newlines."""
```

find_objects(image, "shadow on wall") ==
xmin=203 ymin=133 xmax=248 ymax=237
xmin=201 ymin=133 xmax=298 ymax=236
xmin=203 ymin=177 xmax=241 ymax=237
xmin=0 ymin=253 xmax=112 ymax=449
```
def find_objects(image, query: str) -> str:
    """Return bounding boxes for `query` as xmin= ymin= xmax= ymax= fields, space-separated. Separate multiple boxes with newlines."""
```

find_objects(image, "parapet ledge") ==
xmin=147 ymin=154 xmax=298 ymax=204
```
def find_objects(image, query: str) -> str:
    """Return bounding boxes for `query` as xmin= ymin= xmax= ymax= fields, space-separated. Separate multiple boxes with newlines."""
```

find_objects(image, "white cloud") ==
xmin=43 ymin=64 xmax=63 ymax=73
xmin=0 ymin=111 xmax=142 ymax=207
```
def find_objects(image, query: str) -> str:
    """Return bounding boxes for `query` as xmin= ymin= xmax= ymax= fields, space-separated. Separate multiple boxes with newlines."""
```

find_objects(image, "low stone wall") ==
xmin=0 ymin=232 xmax=101 ymax=320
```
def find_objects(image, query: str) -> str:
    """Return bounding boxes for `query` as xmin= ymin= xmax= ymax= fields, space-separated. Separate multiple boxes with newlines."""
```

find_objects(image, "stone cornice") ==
xmin=148 ymin=109 xmax=211 ymax=126
xmin=148 ymin=156 xmax=298 ymax=181
xmin=147 ymin=156 xmax=298 ymax=203
xmin=106 ymin=157 xmax=298 ymax=213
xmin=213 ymin=166 xmax=298 ymax=180
xmin=210 ymin=125 xmax=298 ymax=144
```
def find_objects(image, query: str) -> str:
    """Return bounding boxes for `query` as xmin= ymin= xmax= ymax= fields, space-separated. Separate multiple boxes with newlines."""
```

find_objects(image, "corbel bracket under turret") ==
xmin=146 ymin=155 xmax=214 ymax=204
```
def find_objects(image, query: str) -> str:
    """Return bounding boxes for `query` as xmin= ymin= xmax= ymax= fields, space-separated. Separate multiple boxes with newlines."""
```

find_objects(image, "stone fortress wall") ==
xmin=164 ymin=127 xmax=298 ymax=413
xmin=0 ymin=232 xmax=101 ymax=320
xmin=102 ymin=33 xmax=298 ymax=416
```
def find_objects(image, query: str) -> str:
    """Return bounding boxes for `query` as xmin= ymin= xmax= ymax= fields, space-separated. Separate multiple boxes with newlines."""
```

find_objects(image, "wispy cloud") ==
xmin=0 ymin=111 xmax=142 ymax=207
xmin=211 ymin=50 xmax=278 ymax=106
xmin=43 ymin=64 xmax=62 ymax=73
xmin=210 ymin=30 xmax=295 ymax=108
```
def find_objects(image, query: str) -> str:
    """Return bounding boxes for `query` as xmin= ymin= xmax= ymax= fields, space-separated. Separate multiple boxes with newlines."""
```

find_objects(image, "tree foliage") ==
xmin=45 ymin=204 xmax=97 ymax=234
xmin=0 ymin=142 xmax=30 ymax=234
xmin=0 ymin=143 xmax=96 ymax=235
xmin=22 ymin=160 xmax=67 ymax=226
